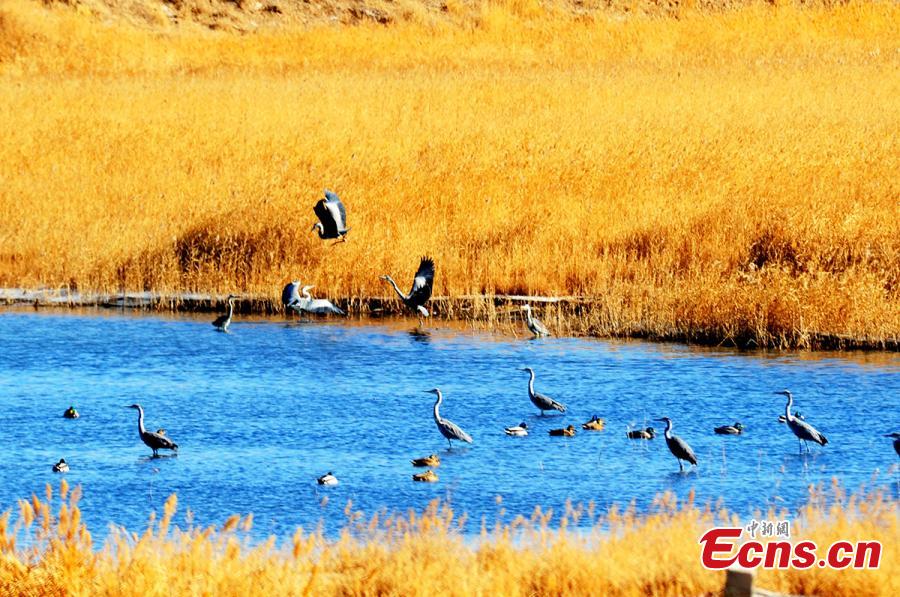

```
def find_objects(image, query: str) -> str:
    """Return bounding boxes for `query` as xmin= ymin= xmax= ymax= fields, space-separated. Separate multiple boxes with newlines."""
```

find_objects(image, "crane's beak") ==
xmin=654 ymin=418 xmax=666 ymax=422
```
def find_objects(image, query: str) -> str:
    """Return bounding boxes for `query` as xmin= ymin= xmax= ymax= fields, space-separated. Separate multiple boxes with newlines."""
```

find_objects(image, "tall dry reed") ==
xmin=0 ymin=481 xmax=896 ymax=595
xmin=0 ymin=0 xmax=898 ymax=348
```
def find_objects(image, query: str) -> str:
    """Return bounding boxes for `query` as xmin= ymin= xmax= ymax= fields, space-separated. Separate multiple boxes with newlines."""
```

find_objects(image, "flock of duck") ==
xmin=50 ymin=190 xmax=900 ymax=484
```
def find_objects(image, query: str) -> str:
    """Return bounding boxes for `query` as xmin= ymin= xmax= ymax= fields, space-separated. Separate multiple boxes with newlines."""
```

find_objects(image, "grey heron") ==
xmin=127 ymin=404 xmax=179 ymax=457
xmin=413 ymin=469 xmax=439 ymax=482
xmin=582 ymin=415 xmax=605 ymax=431
xmin=549 ymin=425 xmax=576 ymax=437
xmin=504 ymin=422 xmax=528 ymax=436
xmin=311 ymin=190 xmax=350 ymax=242
xmin=626 ymin=427 xmax=656 ymax=440
xmin=381 ymin=256 xmax=435 ymax=320
xmin=52 ymin=458 xmax=69 ymax=473
xmin=886 ymin=433 xmax=900 ymax=457
xmin=521 ymin=367 xmax=566 ymax=415
xmin=63 ymin=406 xmax=79 ymax=419
xmin=775 ymin=390 xmax=827 ymax=453
xmin=714 ymin=422 xmax=744 ymax=435
xmin=282 ymin=281 xmax=344 ymax=315
xmin=411 ymin=454 xmax=440 ymax=467
xmin=427 ymin=388 xmax=473 ymax=448
xmin=212 ymin=295 xmax=237 ymax=332
xmin=521 ymin=304 xmax=550 ymax=338
xmin=656 ymin=417 xmax=698 ymax=471
xmin=317 ymin=472 xmax=339 ymax=486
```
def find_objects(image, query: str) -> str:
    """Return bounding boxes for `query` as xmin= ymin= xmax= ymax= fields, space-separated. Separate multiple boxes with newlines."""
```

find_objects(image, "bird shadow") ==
xmin=137 ymin=454 xmax=178 ymax=464
xmin=666 ymin=469 xmax=700 ymax=481
xmin=440 ymin=446 xmax=471 ymax=457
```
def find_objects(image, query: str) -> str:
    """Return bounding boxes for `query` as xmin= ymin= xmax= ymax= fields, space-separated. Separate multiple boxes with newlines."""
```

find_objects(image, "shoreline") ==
xmin=3 ymin=287 xmax=896 ymax=352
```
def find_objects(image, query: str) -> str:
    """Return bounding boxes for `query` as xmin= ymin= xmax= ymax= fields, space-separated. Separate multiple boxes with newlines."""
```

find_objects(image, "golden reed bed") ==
xmin=0 ymin=0 xmax=898 ymax=348
xmin=0 ymin=481 xmax=896 ymax=595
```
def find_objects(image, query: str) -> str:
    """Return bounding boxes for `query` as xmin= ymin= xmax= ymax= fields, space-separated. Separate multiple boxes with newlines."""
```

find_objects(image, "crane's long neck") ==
xmin=302 ymin=287 xmax=313 ymax=300
xmin=227 ymin=298 xmax=235 ymax=319
xmin=314 ymin=223 xmax=325 ymax=238
xmin=384 ymin=276 xmax=407 ymax=301
xmin=663 ymin=419 xmax=673 ymax=439
xmin=527 ymin=370 xmax=535 ymax=397
xmin=136 ymin=407 xmax=146 ymax=435
xmin=433 ymin=392 xmax=443 ymax=424
xmin=784 ymin=393 xmax=793 ymax=422
xmin=524 ymin=307 xmax=534 ymax=325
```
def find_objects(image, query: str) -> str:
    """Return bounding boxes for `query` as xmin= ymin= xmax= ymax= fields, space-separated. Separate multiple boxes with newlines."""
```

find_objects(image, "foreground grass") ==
xmin=0 ymin=1 xmax=898 ymax=348
xmin=0 ymin=482 xmax=896 ymax=595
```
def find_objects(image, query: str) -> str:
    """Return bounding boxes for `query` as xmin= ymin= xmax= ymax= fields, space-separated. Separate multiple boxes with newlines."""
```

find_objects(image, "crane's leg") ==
xmin=678 ymin=459 xmax=684 ymax=472
xmin=447 ymin=438 xmax=452 ymax=449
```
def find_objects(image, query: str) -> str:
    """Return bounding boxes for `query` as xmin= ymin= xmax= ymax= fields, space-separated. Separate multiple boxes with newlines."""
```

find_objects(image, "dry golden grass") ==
xmin=0 ymin=481 xmax=896 ymax=595
xmin=0 ymin=0 xmax=898 ymax=348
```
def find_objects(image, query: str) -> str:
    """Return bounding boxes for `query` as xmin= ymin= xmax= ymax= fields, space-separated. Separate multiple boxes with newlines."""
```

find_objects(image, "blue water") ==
xmin=0 ymin=309 xmax=897 ymax=543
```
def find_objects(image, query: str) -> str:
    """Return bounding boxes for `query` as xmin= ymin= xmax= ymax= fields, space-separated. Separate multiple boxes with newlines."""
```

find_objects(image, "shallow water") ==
xmin=0 ymin=308 xmax=897 ymax=543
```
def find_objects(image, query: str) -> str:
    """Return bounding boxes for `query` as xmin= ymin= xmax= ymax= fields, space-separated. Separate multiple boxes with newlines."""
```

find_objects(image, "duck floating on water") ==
xmin=626 ymin=427 xmax=656 ymax=440
xmin=778 ymin=411 xmax=804 ymax=424
xmin=317 ymin=472 xmax=339 ymax=486
xmin=63 ymin=406 xmax=79 ymax=419
xmin=412 ymin=469 xmax=439 ymax=482
xmin=549 ymin=425 xmax=576 ymax=437
xmin=714 ymin=422 xmax=745 ymax=435
xmin=504 ymin=422 xmax=528 ymax=437
xmin=52 ymin=458 xmax=69 ymax=473
xmin=582 ymin=415 xmax=604 ymax=431
xmin=411 ymin=454 xmax=440 ymax=467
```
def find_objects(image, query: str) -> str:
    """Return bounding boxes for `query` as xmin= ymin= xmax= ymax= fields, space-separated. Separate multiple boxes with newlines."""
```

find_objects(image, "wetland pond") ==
xmin=0 ymin=308 xmax=898 ymax=543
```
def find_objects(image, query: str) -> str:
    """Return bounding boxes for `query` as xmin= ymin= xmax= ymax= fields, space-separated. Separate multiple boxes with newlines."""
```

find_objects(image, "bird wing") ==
xmin=791 ymin=419 xmax=828 ymax=445
xmin=145 ymin=431 xmax=177 ymax=450
xmin=531 ymin=316 xmax=551 ymax=336
xmin=308 ymin=300 xmax=345 ymax=315
xmin=313 ymin=198 xmax=338 ymax=237
xmin=282 ymin=282 xmax=301 ymax=307
xmin=212 ymin=314 xmax=228 ymax=327
xmin=325 ymin=196 xmax=347 ymax=232
xmin=442 ymin=420 xmax=473 ymax=443
xmin=534 ymin=392 xmax=566 ymax=412
xmin=672 ymin=436 xmax=698 ymax=464
xmin=407 ymin=256 xmax=435 ymax=305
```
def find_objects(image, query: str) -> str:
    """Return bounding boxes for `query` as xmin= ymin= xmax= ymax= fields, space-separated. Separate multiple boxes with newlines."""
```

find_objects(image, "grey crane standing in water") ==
xmin=127 ymin=404 xmax=178 ymax=457
xmin=655 ymin=417 xmax=698 ymax=472
xmin=212 ymin=295 xmax=237 ymax=332
xmin=381 ymin=256 xmax=435 ymax=321
xmin=312 ymin=190 xmax=350 ymax=243
xmin=520 ymin=304 xmax=550 ymax=338
xmin=775 ymin=390 xmax=828 ymax=453
xmin=521 ymin=367 xmax=566 ymax=415
xmin=281 ymin=281 xmax=344 ymax=315
xmin=886 ymin=433 xmax=900 ymax=458
xmin=427 ymin=388 xmax=473 ymax=449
